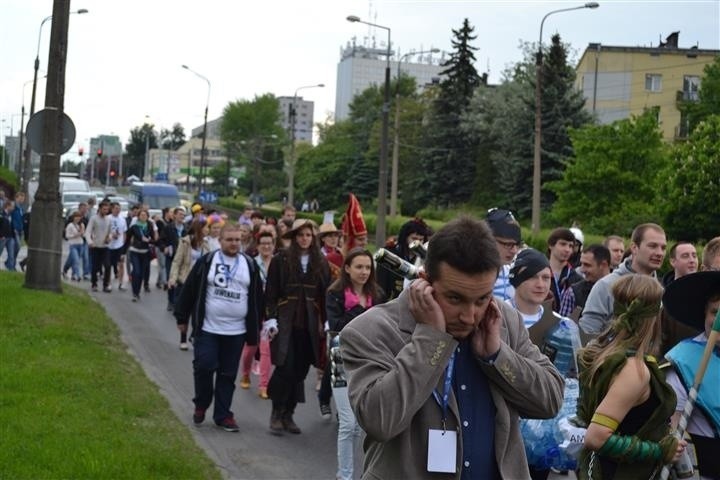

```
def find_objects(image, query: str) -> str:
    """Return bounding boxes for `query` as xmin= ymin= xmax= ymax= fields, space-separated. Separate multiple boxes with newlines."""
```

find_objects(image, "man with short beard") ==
xmin=580 ymin=223 xmax=667 ymax=334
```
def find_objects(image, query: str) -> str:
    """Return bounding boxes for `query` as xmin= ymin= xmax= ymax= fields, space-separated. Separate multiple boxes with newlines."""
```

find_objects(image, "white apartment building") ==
xmin=335 ymin=41 xmax=445 ymax=121
xmin=277 ymin=96 xmax=315 ymax=143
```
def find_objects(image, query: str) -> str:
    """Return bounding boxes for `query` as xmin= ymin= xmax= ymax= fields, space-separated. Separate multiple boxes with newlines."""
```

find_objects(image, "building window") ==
xmin=683 ymin=75 xmax=700 ymax=101
xmin=645 ymin=74 xmax=662 ymax=92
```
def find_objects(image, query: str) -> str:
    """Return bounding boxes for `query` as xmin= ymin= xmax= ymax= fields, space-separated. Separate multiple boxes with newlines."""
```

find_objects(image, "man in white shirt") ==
xmin=107 ymin=202 xmax=128 ymax=291
xmin=174 ymin=224 xmax=264 ymax=433
xmin=84 ymin=200 xmax=112 ymax=292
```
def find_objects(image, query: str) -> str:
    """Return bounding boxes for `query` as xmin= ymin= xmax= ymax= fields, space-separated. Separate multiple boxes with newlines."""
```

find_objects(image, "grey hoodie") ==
xmin=579 ymin=259 xmax=636 ymax=334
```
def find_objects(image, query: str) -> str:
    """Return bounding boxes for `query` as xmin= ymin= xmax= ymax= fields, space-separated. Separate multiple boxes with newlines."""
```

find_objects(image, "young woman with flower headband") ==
xmin=576 ymin=274 xmax=687 ymax=479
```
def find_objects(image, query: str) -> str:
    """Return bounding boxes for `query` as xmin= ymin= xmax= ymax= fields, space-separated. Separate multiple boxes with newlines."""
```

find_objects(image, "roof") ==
xmin=577 ymin=43 xmax=720 ymax=70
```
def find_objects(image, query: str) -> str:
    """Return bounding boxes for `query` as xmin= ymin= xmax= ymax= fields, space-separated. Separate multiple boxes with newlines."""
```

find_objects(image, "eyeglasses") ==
xmin=487 ymin=208 xmax=516 ymax=223
xmin=496 ymin=239 xmax=520 ymax=250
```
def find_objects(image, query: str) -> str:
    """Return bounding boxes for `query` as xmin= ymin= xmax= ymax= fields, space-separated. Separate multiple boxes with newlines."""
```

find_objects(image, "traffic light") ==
xmin=110 ymin=170 xmax=116 ymax=177
xmin=97 ymin=148 xmax=103 ymax=158
xmin=79 ymin=147 xmax=84 ymax=156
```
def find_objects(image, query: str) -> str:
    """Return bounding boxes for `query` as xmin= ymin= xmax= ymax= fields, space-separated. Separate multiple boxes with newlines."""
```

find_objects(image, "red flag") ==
xmin=341 ymin=193 xmax=367 ymax=253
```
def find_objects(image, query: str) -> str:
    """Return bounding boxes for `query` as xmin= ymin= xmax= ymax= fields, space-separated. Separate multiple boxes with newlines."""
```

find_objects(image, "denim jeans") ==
xmin=3 ymin=235 xmax=17 ymax=270
xmin=166 ymin=254 xmax=175 ymax=304
xmin=332 ymin=386 xmax=362 ymax=480
xmin=193 ymin=331 xmax=245 ymax=423
xmin=66 ymin=244 xmax=83 ymax=278
xmin=129 ymin=250 xmax=150 ymax=296
xmin=81 ymin=243 xmax=91 ymax=278
xmin=155 ymin=249 xmax=167 ymax=286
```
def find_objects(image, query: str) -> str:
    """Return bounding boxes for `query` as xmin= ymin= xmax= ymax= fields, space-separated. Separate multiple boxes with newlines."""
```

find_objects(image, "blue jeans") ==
xmin=332 ymin=386 xmax=362 ymax=480
xmin=129 ymin=250 xmax=150 ymax=296
xmin=193 ymin=331 xmax=245 ymax=423
xmin=4 ymin=235 xmax=17 ymax=270
xmin=82 ymin=243 xmax=91 ymax=278
xmin=155 ymin=249 xmax=167 ymax=286
xmin=166 ymin=254 xmax=175 ymax=304
xmin=66 ymin=244 xmax=83 ymax=278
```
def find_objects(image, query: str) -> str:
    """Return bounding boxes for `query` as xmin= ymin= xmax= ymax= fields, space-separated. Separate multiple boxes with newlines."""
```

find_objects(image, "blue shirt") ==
xmin=11 ymin=204 xmax=24 ymax=233
xmin=453 ymin=340 xmax=500 ymax=480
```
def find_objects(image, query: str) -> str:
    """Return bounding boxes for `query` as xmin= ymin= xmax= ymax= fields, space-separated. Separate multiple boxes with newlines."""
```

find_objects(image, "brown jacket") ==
xmin=341 ymin=290 xmax=565 ymax=480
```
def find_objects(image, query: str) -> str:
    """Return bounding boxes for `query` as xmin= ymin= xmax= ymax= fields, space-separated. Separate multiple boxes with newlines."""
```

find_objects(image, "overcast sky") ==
xmin=1 ymin=0 xmax=718 ymax=161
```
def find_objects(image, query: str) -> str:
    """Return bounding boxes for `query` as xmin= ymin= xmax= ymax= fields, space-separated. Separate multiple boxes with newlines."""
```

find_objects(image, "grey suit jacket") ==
xmin=341 ymin=290 xmax=564 ymax=480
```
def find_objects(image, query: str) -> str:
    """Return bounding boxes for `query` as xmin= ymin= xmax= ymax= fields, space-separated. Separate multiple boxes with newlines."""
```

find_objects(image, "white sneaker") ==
xmin=180 ymin=342 xmax=189 ymax=351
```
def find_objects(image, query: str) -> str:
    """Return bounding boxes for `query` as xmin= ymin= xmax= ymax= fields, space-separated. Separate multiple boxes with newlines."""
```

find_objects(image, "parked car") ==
xmin=61 ymin=191 xmax=94 ymax=219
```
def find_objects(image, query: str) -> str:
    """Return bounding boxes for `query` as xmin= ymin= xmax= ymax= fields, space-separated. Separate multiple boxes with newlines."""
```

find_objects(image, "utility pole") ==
xmin=25 ymin=0 xmax=70 ymax=292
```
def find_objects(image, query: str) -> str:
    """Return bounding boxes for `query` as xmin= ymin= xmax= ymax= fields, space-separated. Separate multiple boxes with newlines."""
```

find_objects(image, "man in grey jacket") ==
xmin=341 ymin=216 xmax=564 ymax=480
xmin=579 ymin=223 xmax=667 ymax=334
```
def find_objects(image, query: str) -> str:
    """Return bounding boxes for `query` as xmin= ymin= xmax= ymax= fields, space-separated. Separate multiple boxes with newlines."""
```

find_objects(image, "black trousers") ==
xmin=90 ymin=247 xmax=110 ymax=288
xmin=268 ymin=328 xmax=313 ymax=412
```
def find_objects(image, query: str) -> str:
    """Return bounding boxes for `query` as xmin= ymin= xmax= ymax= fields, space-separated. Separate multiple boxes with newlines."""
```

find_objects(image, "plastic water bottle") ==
xmin=542 ymin=318 xmax=581 ymax=378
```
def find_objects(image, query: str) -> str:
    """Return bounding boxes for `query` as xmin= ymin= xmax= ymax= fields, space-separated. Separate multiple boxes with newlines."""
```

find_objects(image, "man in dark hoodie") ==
xmin=376 ymin=218 xmax=431 ymax=300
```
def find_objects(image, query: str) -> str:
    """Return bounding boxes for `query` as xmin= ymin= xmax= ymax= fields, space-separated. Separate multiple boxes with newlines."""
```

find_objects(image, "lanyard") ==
xmin=432 ymin=351 xmax=455 ymax=432
xmin=219 ymin=252 xmax=240 ymax=282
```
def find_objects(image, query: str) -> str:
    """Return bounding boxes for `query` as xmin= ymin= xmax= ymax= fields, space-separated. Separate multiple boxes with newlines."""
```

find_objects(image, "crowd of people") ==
xmin=2 ymin=188 xmax=719 ymax=480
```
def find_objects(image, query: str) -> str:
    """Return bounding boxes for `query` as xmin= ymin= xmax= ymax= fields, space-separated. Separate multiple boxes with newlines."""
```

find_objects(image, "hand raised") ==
xmin=408 ymin=278 xmax=445 ymax=333
xmin=471 ymin=297 xmax=502 ymax=358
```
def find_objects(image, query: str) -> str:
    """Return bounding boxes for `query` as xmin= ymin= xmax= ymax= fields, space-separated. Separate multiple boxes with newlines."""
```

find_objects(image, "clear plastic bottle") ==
xmin=542 ymin=318 xmax=581 ymax=378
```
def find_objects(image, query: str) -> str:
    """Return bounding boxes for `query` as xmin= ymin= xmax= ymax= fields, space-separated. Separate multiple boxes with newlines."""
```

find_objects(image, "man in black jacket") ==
xmin=161 ymin=207 xmax=187 ymax=311
xmin=174 ymin=224 xmax=264 ymax=432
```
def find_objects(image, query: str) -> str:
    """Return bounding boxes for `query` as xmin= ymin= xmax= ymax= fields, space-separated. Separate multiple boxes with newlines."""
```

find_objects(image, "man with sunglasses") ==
xmin=486 ymin=208 xmax=522 ymax=301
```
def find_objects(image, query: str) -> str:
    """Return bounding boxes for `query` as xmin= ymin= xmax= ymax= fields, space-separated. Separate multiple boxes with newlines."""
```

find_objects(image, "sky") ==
xmin=1 ymin=0 xmax=718 ymax=162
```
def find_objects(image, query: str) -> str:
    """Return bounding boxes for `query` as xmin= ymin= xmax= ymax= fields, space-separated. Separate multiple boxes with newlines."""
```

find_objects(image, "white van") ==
xmin=28 ymin=175 xmax=90 ymax=208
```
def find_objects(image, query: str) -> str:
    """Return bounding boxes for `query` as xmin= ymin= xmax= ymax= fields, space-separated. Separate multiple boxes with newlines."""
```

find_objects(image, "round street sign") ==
xmin=26 ymin=108 xmax=77 ymax=155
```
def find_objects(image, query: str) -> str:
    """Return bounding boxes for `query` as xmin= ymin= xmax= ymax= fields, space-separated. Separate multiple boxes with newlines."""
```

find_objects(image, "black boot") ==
xmin=282 ymin=410 xmax=301 ymax=434
xmin=269 ymin=408 xmax=284 ymax=435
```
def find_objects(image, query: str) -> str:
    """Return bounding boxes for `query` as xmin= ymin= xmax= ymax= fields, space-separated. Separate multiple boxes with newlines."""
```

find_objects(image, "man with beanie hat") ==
xmin=507 ymin=248 xmax=578 ymax=480
xmin=507 ymin=248 xmax=556 ymax=329
xmin=486 ymin=208 xmax=522 ymax=301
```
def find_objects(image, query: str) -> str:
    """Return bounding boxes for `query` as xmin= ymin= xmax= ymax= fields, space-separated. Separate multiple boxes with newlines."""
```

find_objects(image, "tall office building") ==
xmin=335 ymin=39 xmax=445 ymax=121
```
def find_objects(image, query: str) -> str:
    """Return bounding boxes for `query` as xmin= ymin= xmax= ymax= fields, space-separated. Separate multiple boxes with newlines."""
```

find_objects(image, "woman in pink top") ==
xmin=325 ymin=248 xmax=384 ymax=480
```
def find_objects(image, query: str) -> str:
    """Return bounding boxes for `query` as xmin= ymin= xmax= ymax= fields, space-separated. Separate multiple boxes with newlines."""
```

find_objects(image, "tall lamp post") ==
xmin=391 ymin=48 xmax=439 ymax=216
xmin=22 ymin=8 xmax=88 ymax=194
xmin=182 ymin=65 xmax=211 ymax=199
xmin=532 ymin=2 xmax=598 ymax=234
xmin=347 ymin=15 xmax=391 ymax=247
xmin=288 ymin=83 xmax=324 ymax=207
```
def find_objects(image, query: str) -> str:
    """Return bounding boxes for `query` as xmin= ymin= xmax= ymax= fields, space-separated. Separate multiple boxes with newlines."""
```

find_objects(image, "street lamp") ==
xmin=22 ymin=8 xmax=88 ymax=194
xmin=288 ymin=83 xmax=324 ymax=207
xmin=390 ymin=48 xmax=440 ymax=216
xmin=347 ymin=14 xmax=391 ymax=247
xmin=532 ymin=2 xmax=598 ymax=234
xmin=182 ymin=65 xmax=211 ymax=199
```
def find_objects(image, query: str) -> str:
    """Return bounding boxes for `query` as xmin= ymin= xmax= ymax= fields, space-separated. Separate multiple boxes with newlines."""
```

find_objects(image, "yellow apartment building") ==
xmin=575 ymin=32 xmax=719 ymax=140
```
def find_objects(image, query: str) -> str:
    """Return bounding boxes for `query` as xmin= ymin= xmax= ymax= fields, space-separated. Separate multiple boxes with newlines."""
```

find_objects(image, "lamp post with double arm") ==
xmin=531 ymin=2 xmax=598 ymax=234
xmin=347 ymin=15 xmax=391 ymax=246
xmin=287 ymin=83 xmax=324 ymax=207
xmin=390 ymin=48 xmax=439 ymax=216
xmin=182 ymin=65 xmax=211 ymax=199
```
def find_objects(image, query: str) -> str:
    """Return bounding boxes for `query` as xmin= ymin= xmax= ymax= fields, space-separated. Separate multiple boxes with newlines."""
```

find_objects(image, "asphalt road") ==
xmin=87 ymin=260 xmax=351 ymax=480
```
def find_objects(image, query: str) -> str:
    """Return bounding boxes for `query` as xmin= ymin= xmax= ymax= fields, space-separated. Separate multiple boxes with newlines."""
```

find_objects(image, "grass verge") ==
xmin=0 ymin=272 xmax=220 ymax=480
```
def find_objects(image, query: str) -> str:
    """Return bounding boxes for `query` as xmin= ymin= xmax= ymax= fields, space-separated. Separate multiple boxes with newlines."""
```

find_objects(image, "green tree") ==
xmin=160 ymin=123 xmax=186 ymax=150
xmin=679 ymin=55 xmax=720 ymax=135
xmin=659 ymin=114 xmax=720 ymax=242
xmin=548 ymin=110 xmax=668 ymax=234
xmin=295 ymin=121 xmax=355 ymax=209
xmin=536 ymin=34 xmax=593 ymax=207
xmin=124 ymin=123 xmax=158 ymax=178
xmin=419 ymin=18 xmax=483 ymax=208
xmin=220 ymin=94 xmax=287 ymax=201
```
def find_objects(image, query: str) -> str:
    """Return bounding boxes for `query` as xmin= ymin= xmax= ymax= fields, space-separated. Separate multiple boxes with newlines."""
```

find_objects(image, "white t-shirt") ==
xmin=108 ymin=214 xmax=127 ymax=250
xmin=203 ymin=252 xmax=250 ymax=335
